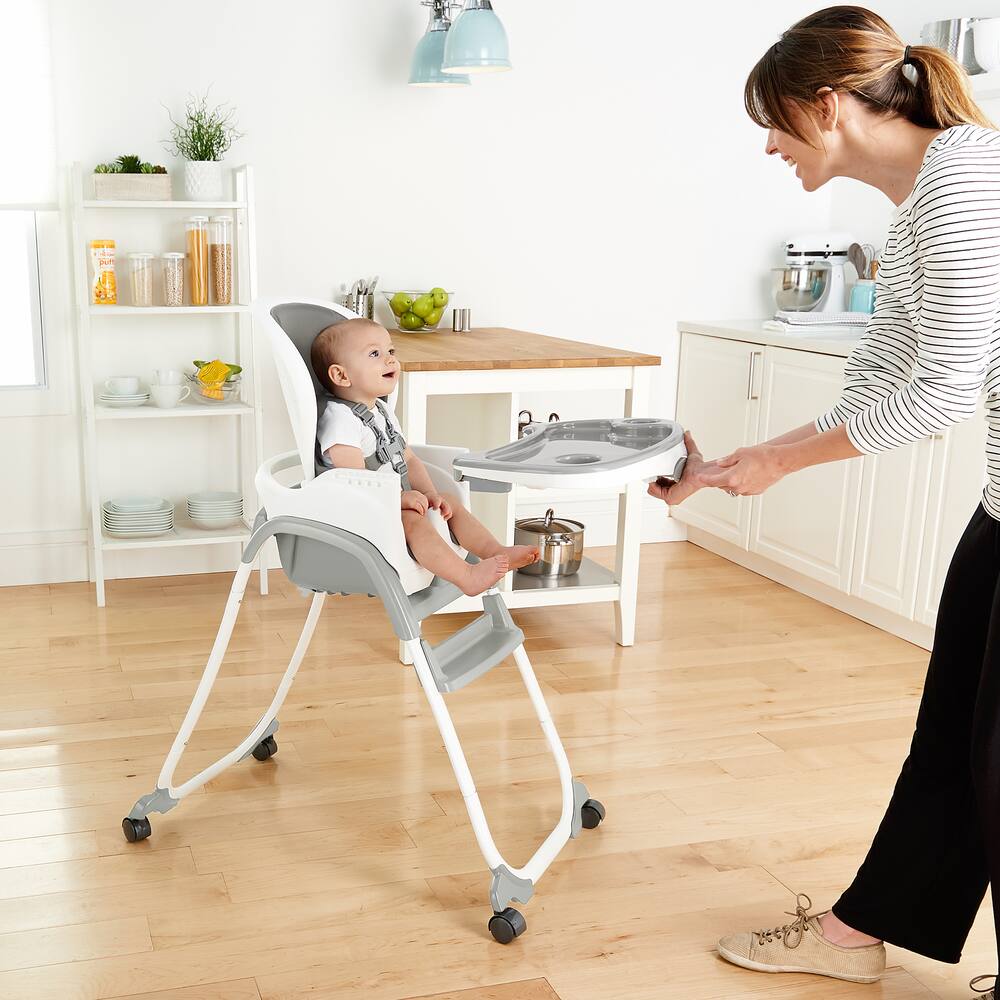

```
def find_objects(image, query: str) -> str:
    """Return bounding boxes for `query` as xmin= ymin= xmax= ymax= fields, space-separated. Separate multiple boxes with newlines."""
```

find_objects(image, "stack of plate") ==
xmin=187 ymin=491 xmax=244 ymax=530
xmin=102 ymin=497 xmax=174 ymax=537
xmin=97 ymin=390 xmax=150 ymax=409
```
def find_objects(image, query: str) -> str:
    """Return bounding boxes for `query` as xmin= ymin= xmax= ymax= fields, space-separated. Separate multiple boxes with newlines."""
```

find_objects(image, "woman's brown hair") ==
xmin=745 ymin=5 xmax=993 ymax=145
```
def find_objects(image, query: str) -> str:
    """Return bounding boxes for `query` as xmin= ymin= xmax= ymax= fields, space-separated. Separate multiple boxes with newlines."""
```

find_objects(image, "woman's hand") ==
xmin=425 ymin=492 xmax=453 ymax=519
xmin=401 ymin=490 xmax=429 ymax=514
xmin=647 ymin=432 xmax=716 ymax=506
xmin=698 ymin=443 xmax=791 ymax=496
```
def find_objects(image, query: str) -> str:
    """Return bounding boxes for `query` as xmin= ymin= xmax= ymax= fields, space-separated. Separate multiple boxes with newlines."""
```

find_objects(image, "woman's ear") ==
xmin=814 ymin=87 xmax=840 ymax=133
xmin=329 ymin=363 xmax=351 ymax=388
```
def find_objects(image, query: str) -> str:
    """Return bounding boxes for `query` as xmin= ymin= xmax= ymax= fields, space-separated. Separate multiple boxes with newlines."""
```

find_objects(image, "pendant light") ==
xmin=442 ymin=0 xmax=511 ymax=75
xmin=409 ymin=0 xmax=471 ymax=87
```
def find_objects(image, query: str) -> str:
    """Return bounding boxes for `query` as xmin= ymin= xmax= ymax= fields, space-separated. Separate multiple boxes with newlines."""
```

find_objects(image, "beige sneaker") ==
xmin=717 ymin=893 xmax=886 ymax=984
xmin=970 ymin=974 xmax=996 ymax=999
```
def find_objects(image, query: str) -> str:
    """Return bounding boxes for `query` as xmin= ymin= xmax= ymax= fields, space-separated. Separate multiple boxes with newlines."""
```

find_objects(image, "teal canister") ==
xmin=849 ymin=279 xmax=877 ymax=313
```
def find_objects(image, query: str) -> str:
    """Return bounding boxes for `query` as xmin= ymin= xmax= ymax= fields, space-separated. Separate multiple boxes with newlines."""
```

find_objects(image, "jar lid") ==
xmin=209 ymin=215 xmax=232 ymax=222
xmin=127 ymin=252 xmax=154 ymax=259
xmin=186 ymin=215 xmax=209 ymax=223
xmin=162 ymin=251 xmax=186 ymax=258
xmin=90 ymin=239 xmax=115 ymax=248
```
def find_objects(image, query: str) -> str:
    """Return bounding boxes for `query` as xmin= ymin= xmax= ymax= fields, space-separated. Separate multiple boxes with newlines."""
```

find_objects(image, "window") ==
xmin=0 ymin=211 xmax=45 ymax=388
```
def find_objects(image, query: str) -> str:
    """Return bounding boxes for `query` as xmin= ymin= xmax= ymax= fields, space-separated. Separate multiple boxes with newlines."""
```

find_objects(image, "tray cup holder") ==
xmin=555 ymin=453 xmax=602 ymax=465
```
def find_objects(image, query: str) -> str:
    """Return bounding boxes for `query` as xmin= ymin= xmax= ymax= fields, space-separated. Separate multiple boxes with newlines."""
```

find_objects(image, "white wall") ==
xmin=5 ymin=0 xmax=857 ymax=586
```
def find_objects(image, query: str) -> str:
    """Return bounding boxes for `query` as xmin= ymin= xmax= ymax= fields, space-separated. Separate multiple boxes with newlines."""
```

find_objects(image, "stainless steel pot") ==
xmin=514 ymin=508 xmax=584 ymax=577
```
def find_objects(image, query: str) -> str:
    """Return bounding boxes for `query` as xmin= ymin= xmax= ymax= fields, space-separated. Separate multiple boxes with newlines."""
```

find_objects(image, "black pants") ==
xmin=832 ymin=503 xmax=1000 ymax=964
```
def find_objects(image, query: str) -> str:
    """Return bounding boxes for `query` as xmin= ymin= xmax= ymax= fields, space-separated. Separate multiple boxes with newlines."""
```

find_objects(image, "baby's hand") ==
xmin=401 ymin=490 xmax=429 ymax=515
xmin=425 ymin=493 xmax=453 ymax=520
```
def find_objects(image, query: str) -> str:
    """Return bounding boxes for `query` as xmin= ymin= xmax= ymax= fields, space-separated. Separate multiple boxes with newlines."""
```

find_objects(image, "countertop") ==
xmin=677 ymin=319 xmax=861 ymax=358
xmin=391 ymin=327 xmax=661 ymax=372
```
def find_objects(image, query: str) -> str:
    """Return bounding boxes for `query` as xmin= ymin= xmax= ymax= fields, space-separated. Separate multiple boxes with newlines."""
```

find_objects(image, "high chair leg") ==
xmin=121 ymin=561 xmax=326 ymax=842
xmin=403 ymin=635 xmax=605 ymax=943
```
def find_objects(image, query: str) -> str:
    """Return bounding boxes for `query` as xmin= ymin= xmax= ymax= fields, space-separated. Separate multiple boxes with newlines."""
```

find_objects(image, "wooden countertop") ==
xmin=391 ymin=327 xmax=661 ymax=372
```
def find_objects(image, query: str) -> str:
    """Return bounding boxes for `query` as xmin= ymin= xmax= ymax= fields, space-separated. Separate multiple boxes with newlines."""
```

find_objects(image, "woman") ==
xmin=651 ymin=6 xmax=1000 ymax=996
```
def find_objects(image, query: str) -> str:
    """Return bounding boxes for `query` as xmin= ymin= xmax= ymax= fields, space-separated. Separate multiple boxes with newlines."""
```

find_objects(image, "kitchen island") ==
xmin=392 ymin=326 xmax=660 ymax=646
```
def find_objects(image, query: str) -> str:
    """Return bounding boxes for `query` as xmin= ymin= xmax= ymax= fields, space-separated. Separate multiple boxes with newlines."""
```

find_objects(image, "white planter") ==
xmin=182 ymin=160 xmax=225 ymax=201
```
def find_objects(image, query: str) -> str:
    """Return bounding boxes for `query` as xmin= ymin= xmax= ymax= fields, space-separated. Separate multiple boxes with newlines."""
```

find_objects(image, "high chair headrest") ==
xmin=261 ymin=300 xmax=398 ymax=480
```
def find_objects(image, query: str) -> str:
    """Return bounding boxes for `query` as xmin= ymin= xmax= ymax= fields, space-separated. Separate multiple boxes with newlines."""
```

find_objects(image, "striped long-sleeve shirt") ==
xmin=815 ymin=124 xmax=1000 ymax=520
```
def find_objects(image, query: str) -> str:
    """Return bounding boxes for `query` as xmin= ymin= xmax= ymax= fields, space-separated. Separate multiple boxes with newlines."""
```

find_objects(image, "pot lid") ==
xmin=516 ymin=507 xmax=584 ymax=534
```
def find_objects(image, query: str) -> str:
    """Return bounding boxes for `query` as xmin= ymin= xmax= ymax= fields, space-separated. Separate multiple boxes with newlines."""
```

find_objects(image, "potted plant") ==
xmin=164 ymin=92 xmax=244 ymax=201
xmin=92 ymin=154 xmax=171 ymax=201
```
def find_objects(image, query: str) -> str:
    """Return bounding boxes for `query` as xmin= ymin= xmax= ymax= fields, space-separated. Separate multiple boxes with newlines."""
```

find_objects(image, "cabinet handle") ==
xmin=932 ymin=433 xmax=945 ymax=441
xmin=747 ymin=351 xmax=762 ymax=400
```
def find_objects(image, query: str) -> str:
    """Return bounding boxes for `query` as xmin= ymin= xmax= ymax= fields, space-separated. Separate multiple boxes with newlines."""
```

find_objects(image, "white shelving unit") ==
xmin=69 ymin=163 xmax=267 ymax=606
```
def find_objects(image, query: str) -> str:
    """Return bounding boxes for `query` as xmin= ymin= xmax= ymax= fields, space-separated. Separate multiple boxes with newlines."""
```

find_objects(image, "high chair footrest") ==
xmin=421 ymin=593 xmax=523 ymax=694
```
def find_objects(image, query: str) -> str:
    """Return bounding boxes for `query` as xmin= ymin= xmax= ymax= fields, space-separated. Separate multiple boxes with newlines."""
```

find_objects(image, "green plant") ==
xmin=164 ymin=91 xmax=244 ymax=162
xmin=93 ymin=155 xmax=167 ymax=175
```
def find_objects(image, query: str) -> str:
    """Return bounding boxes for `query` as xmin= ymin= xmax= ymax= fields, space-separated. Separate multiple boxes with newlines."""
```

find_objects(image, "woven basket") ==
xmin=93 ymin=173 xmax=172 ymax=201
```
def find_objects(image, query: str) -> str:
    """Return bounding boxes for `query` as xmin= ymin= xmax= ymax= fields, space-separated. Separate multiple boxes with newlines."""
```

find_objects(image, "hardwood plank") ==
xmin=0 ymin=916 xmax=150 ymax=972
xmin=109 ymin=981 xmax=261 ymax=1000
xmin=401 ymin=981 xmax=560 ymax=1000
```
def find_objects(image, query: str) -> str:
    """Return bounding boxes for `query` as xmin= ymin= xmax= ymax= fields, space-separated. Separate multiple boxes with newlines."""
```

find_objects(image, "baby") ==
xmin=310 ymin=318 xmax=538 ymax=596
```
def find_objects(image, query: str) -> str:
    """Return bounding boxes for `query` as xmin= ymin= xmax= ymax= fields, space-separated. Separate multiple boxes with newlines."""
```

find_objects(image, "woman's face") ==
xmin=764 ymin=94 xmax=838 ymax=192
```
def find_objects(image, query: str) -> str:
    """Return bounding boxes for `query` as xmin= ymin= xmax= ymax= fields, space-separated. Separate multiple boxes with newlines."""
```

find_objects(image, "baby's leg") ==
xmin=402 ymin=510 xmax=508 ymax=596
xmin=445 ymin=495 xmax=539 ymax=570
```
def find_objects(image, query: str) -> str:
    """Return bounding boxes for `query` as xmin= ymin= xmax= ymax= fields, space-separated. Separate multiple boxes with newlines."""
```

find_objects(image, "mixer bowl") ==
xmin=771 ymin=264 xmax=830 ymax=312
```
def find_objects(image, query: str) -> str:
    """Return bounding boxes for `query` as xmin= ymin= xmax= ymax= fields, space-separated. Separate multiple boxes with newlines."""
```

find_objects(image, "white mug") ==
xmin=151 ymin=384 xmax=191 ymax=408
xmin=105 ymin=376 xmax=140 ymax=395
xmin=153 ymin=369 xmax=184 ymax=386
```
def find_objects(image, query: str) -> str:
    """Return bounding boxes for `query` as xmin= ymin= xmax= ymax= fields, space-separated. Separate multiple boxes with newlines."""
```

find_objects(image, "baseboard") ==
xmin=685 ymin=526 xmax=934 ymax=651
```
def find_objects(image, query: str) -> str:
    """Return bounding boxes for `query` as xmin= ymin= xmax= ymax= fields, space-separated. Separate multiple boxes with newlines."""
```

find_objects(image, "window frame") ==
xmin=0 ymin=210 xmax=47 ymax=391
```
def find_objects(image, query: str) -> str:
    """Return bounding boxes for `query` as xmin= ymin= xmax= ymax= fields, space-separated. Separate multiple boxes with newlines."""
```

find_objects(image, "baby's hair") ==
xmin=310 ymin=318 xmax=383 ymax=394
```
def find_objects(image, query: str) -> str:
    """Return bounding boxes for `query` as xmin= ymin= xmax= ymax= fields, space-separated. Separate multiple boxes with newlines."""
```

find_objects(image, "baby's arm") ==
xmin=324 ymin=444 xmax=366 ymax=470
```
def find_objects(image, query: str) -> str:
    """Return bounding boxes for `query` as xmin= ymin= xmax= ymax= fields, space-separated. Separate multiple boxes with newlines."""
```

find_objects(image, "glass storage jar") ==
xmin=161 ymin=252 xmax=185 ymax=306
xmin=185 ymin=216 xmax=209 ymax=306
xmin=209 ymin=216 xmax=233 ymax=305
xmin=127 ymin=252 xmax=154 ymax=307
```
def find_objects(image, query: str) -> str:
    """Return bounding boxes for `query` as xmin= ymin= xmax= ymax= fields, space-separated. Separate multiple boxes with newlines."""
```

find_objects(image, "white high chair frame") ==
xmin=121 ymin=297 xmax=605 ymax=944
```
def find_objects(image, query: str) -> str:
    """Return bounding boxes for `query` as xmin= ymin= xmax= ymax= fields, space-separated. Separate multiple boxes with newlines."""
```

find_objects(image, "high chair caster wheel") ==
xmin=251 ymin=735 xmax=278 ymax=761
xmin=581 ymin=798 xmax=606 ymax=830
xmin=122 ymin=816 xmax=151 ymax=843
xmin=488 ymin=907 xmax=526 ymax=944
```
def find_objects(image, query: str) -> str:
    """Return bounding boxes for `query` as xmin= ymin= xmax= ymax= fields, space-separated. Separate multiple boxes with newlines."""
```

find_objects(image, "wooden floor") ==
xmin=0 ymin=541 xmax=995 ymax=1000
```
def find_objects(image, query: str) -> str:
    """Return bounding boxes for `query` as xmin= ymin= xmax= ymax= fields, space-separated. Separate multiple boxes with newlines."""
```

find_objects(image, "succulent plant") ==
xmin=94 ymin=162 xmax=113 ymax=174
xmin=151 ymin=165 xmax=167 ymax=174
xmin=115 ymin=154 xmax=144 ymax=173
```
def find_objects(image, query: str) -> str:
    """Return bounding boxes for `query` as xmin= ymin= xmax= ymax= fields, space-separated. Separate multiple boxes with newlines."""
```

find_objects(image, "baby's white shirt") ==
xmin=317 ymin=398 xmax=404 ymax=471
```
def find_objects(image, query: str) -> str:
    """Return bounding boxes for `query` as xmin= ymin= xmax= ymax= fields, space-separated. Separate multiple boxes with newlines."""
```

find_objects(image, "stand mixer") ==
xmin=772 ymin=232 xmax=856 ymax=315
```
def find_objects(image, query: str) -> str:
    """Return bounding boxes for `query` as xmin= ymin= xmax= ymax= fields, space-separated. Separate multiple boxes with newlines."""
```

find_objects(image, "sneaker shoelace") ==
xmin=970 ymin=974 xmax=996 ymax=998
xmin=753 ymin=893 xmax=816 ymax=950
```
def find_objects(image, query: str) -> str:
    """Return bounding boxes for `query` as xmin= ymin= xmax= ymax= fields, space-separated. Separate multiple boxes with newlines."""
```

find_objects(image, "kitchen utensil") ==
xmin=921 ymin=18 xmax=984 ymax=74
xmin=848 ymin=280 xmax=876 ymax=314
xmin=847 ymin=242 xmax=866 ymax=279
xmin=185 ymin=371 xmax=242 ymax=405
xmin=153 ymin=369 xmax=184 ymax=386
xmin=369 ymin=275 xmax=379 ymax=295
xmin=105 ymin=376 xmax=141 ymax=395
xmin=514 ymin=508 xmax=585 ymax=578
xmin=451 ymin=307 xmax=471 ymax=332
xmin=151 ymin=384 xmax=192 ymax=408
xmin=771 ymin=232 xmax=856 ymax=314
xmin=974 ymin=18 xmax=1000 ymax=72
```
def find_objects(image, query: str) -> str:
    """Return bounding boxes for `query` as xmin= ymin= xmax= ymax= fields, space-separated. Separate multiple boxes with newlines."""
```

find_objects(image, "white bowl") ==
xmin=189 ymin=515 xmax=244 ymax=530
xmin=974 ymin=18 xmax=1000 ymax=73
xmin=187 ymin=491 xmax=242 ymax=504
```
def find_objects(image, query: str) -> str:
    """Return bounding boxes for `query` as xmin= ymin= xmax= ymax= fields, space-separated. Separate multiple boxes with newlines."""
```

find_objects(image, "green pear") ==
xmin=389 ymin=292 xmax=413 ymax=317
xmin=431 ymin=287 xmax=449 ymax=308
xmin=411 ymin=294 xmax=435 ymax=319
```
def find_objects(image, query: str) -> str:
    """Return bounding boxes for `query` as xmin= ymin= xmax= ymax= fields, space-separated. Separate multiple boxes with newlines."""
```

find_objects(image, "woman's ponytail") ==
xmin=905 ymin=43 xmax=993 ymax=130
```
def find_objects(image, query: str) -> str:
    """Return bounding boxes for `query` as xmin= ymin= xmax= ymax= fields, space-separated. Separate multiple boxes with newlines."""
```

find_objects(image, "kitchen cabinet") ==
xmin=674 ymin=321 xmax=989 ymax=650
xmin=748 ymin=347 xmax=861 ymax=591
xmin=671 ymin=335 xmax=762 ymax=547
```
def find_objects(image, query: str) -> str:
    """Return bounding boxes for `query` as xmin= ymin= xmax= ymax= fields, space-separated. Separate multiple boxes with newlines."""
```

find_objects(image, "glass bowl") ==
xmin=185 ymin=371 xmax=242 ymax=405
xmin=382 ymin=290 xmax=453 ymax=332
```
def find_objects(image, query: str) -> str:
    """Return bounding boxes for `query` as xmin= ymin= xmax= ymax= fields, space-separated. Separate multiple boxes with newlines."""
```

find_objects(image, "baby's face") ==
xmin=332 ymin=323 xmax=400 ymax=398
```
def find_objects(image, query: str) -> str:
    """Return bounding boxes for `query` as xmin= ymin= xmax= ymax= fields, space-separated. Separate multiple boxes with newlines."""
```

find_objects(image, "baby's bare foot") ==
xmin=460 ymin=555 xmax=509 ymax=596
xmin=499 ymin=544 xmax=539 ymax=569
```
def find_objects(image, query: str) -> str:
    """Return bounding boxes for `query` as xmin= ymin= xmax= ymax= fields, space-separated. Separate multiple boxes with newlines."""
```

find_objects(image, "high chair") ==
xmin=120 ymin=298 xmax=607 ymax=944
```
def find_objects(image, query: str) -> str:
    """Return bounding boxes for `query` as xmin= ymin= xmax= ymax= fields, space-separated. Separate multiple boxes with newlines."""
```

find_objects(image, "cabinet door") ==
xmin=748 ymin=347 xmax=861 ymax=590
xmin=672 ymin=333 xmax=762 ymax=547
xmin=851 ymin=439 xmax=932 ymax=618
xmin=914 ymin=405 xmax=989 ymax=626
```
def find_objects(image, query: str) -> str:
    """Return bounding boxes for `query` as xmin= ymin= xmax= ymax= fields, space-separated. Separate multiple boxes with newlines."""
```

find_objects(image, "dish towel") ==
xmin=764 ymin=310 xmax=870 ymax=337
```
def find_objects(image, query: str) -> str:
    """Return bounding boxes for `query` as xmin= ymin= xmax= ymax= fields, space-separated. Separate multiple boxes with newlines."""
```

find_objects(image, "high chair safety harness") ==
xmin=324 ymin=394 xmax=411 ymax=490
xmin=119 ymin=297 xmax=687 ymax=946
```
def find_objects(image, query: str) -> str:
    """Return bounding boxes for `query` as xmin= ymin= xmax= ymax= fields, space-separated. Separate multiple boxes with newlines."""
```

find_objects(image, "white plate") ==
xmin=99 ymin=398 xmax=150 ymax=409
xmin=187 ymin=491 xmax=242 ymax=504
xmin=103 ymin=527 xmax=173 ymax=538
xmin=106 ymin=497 xmax=168 ymax=513
xmin=103 ymin=515 xmax=173 ymax=526
xmin=98 ymin=395 xmax=150 ymax=402
xmin=98 ymin=392 xmax=149 ymax=399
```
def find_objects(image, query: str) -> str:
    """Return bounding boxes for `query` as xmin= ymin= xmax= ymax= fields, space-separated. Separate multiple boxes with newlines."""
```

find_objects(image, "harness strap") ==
xmin=326 ymin=395 xmax=411 ymax=490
